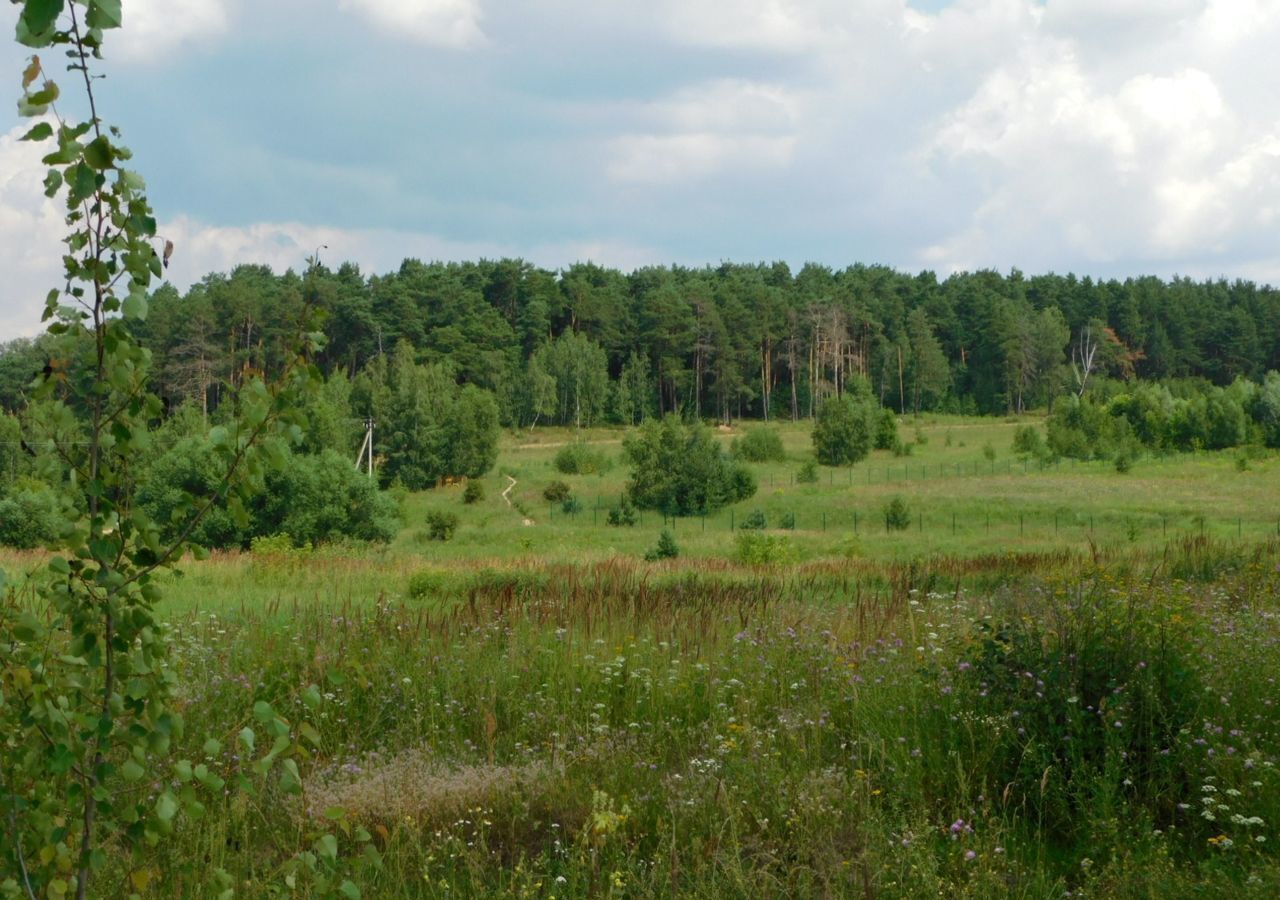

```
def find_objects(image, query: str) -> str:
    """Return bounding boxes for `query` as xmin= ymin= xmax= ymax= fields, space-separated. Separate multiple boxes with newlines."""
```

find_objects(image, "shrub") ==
xmin=624 ymin=415 xmax=755 ymax=515
xmin=982 ymin=441 xmax=997 ymax=462
xmin=891 ymin=439 xmax=913 ymax=457
xmin=426 ymin=511 xmax=459 ymax=541
xmin=796 ymin=460 xmax=819 ymax=484
xmin=883 ymin=496 xmax=911 ymax=532
xmin=779 ymin=511 xmax=796 ymax=530
xmin=813 ymin=396 xmax=875 ymax=466
xmin=407 ymin=570 xmax=450 ymax=600
xmin=249 ymin=533 xmax=301 ymax=555
xmin=643 ymin=529 xmax=679 ymax=561
xmin=739 ymin=509 xmax=768 ymax=531
xmin=463 ymin=481 xmax=485 ymax=504
xmin=606 ymin=496 xmax=637 ymax=526
xmin=731 ymin=427 xmax=786 ymax=463
xmin=1012 ymin=424 xmax=1045 ymax=458
xmin=913 ymin=426 xmax=928 ymax=446
xmin=543 ymin=480 xmax=571 ymax=503
xmin=873 ymin=407 xmax=898 ymax=451
xmin=735 ymin=532 xmax=797 ymax=566
xmin=0 ymin=487 xmax=61 ymax=549
xmin=561 ymin=496 xmax=583 ymax=515
xmin=554 ymin=442 xmax=610 ymax=475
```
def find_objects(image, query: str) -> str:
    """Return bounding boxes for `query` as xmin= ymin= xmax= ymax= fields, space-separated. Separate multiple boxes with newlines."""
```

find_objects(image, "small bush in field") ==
xmin=463 ymin=481 xmax=485 ymax=504
xmin=543 ymin=480 xmax=571 ymax=503
xmin=739 ymin=508 xmax=768 ymax=531
xmin=796 ymin=460 xmax=819 ymax=484
xmin=426 ymin=511 xmax=459 ymax=541
xmin=407 ymin=570 xmax=450 ymax=600
xmin=644 ymin=529 xmax=679 ymax=561
xmin=883 ymin=496 xmax=911 ymax=531
xmin=983 ymin=441 xmax=997 ymax=462
xmin=779 ymin=511 xmax=796 ymax=530
xmin=892 ymin=439 xmax=913 ymax=457
xmin=735 ymin=532 xmax=797 ymax=566
xmin=606 ymin=496 xmax=638 ymax=526
xmin=561 ymin=495 xmax=583 ymax=515
xmin=555 ymin=442 xmax=610 ymax=475
xmin=731 ymin=427 xmax=786 ymax=463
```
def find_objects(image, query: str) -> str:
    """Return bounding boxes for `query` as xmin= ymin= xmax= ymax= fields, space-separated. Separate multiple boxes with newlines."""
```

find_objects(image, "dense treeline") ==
xmin=5 ymin=259 xmax=1278 ymax=422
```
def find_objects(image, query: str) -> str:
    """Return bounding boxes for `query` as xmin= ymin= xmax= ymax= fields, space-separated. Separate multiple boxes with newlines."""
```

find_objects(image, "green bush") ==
xmin=543 ymin=480 xmax=572 ymax=503
xmin=891 ymin=439 xmax=913 ymax=457
xmin=1012 ymin=424 xmax=1045 ymax=458
xmin=739 ymin=509 xmax=768 ymax=531
xmin=643 ymin=529 xmax=679 ymax=561
xmin=425 ymin=511 xmax=459 ymax=541
xmin=463 ymin=481 xmax=485 ymax=504
xmin=554 ymin=442 xmax=610 ymax=475
xmin=873 ymin=407 xmax=898 ymax=451
xmin=731 ymin=427 xmax=786 ymax=463
xmin=624 ymin=415 xmax=755 ymax=515
xmin=735 ymin=532 xmax=797 ymax=566
xmin=606 ymin=496 xmax=638 ymax=527
xmin=982 ymin=441 xmax=997 ymax=462
xmin=0 ymin=487 xmax=61 ymax=549
xmin=249 ymin=533 xmax=302 ymax=555
xmin=813 ymin=396 xmax=875 ymax=466
xmin=796 ymin=460 xmax=819 ymax=484
xmin=779 ymin=511 xmax=795 ymax=530
xmin=561 ymin=496 xmax=583 ymax=515
xmin=883 ymin=496 xmax=911 ymax=532
xmin=407 ymin=570 xmax=450 ymax=600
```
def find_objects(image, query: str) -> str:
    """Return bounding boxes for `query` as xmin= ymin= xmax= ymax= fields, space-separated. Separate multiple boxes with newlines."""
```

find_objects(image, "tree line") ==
xmin=4 ymin=258 xmax=1278 ymax=424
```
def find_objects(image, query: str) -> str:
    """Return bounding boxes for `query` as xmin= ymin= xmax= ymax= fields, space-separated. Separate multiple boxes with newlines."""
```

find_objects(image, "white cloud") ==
xmin=338 ymin=0 xmax=484 ymax=48
xmin=0 ymin=123 xmax=66 ymax=338
xmin=112 ymin=0 xmax=231 ymax=64
xmin=606 ymin=79 xmax=799 ymax=185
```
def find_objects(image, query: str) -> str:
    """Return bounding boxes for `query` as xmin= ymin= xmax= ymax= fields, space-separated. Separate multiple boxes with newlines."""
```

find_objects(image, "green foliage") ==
xmin=554 ymin=441 xmax=611 ymax=474
xmin=813 ymin=396 xmax=874 ymax=466
xmin=734 ymin=532 xmax=797 ymax=566
xmin=873 ymin=407 xmax=899 ymax=450
xmin=407 ymin=569 xmax=449 ymax=600
xmin=0 ymin=483 xmax=61 ymax=549
xmin=375 ymin=343 xmax=500 ymax=489
xmin=795 ymin=459 xmax=819 ymax=483
xmin=606 ymin=495 xmax=637 ymax=526
xmin=543 ymin=480 xmax=571 ymax=503
xmin=1012 ymin=424 xmax=1044 ymax=458
xmin=891 ymin=439 xmax=913 ymax=457
xmin=739 ymin=508 xmax=768 ymax=530
xmin=982 ymin=441 xmax=997 ymax=462
xmin=952 ymin=584 xmax=1205 ymax=840
xmin=463 ymin=480 xmax=485 ymax=504
xmin=0 ymin=9 xmax=359 ymax=898
xmin=561 ymin=495 xmax=583 ymax=515
xmin=623 ymin=415 xmax=755 ymax=515
xmin=425 ymin=510 xmax=459 ymax=541
xmin=643 ymin=528 xmax=679 ymax=561
xmin=883 ymin=495 xmax=911 ymax=531
xmin=731 ymin=427 xmax=786 ymax=462
xmin=779 ymin=511 xmax=796 ymax=530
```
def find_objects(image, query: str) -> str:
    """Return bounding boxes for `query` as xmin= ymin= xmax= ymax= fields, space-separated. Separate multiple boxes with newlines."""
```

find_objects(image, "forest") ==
xmin=3 ymin=258 xmax=1278 ymax=425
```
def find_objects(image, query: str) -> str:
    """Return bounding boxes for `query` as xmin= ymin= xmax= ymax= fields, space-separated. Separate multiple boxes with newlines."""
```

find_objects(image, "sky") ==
xmin=2 ymin=0 xmax=1280 ymax=337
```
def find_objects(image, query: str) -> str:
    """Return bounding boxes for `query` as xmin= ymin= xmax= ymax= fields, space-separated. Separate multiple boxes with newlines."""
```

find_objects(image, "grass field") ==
xmin=4 ymin=416 xmax=1280 ymax=898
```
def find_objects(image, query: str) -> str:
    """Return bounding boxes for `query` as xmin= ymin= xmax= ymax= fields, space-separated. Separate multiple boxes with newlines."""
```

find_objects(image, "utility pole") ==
xmin=355 ymin=418 xmax=375 ymax=479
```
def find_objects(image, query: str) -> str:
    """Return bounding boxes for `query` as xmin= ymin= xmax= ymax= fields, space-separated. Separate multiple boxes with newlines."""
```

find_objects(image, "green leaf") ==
xmin=155 ymin=791 xmax=178 ymax=823
xmin=203 ymin=738 xmax=222 ymax=756
xmin=280 ymin=759 xmax=302 ymax=795
xmin=252 ymin=700 xmax=274 ymax=723
xmin=301 ymin=684 xmax=322 ymax=710
xmin=315 ymin=834 xmax=338 ymax=861
xmin=83 ymin=135 xmax=116 ymax=170
xmin=121 ymin=291 xmax=147 ymax=321
xmin=87 ymin=0 xmax=123 ymax=30
xmin=339 ymin=881 xmax=361 ymax=900
xmin=43 ymin=168 xmax=62 ymax=197
xmin=21 ymin=122 xmax=53 ymax=142
xmin=120 ymin=759 xmax=145 ymax=781
xmin=238 ymin=727 xmax=256 ymax=753
xmin=17 ymin=0 xmax=64 ymax=47
xmin=299 ymin=721 xmax=322 ymax=748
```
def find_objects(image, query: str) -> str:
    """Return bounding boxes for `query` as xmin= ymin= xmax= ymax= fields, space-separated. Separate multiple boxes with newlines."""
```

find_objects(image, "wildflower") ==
xmin=965 ymin=850 xmax=976 ymax=861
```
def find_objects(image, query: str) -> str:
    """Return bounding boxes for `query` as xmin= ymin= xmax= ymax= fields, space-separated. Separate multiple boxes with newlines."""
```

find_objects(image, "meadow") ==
xmin=3 ymin=416 xmax=1280 ymax=898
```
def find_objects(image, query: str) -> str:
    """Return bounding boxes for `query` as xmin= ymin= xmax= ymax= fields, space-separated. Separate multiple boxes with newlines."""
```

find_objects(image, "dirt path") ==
xmin=501 ymin=475 xmax=517 ymax=506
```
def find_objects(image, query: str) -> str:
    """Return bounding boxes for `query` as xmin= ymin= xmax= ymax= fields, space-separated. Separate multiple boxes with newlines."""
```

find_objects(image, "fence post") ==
xmin=730 ymin=510 xmax=735 ymax=532
xmin=702 ymin=512 xmax=706 ymax=532
xmin=918 ymin=513 xmax=922 ymax=532
xmin=854 ymin=510 xmax=859 ymax=533
xmin=952 ymin=512 xmax=956 ymax=535
xmin=822 ymin=512 xmax=826 ymax=531
xmin=1020 ymin=514 xmax=1024 ymax=536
